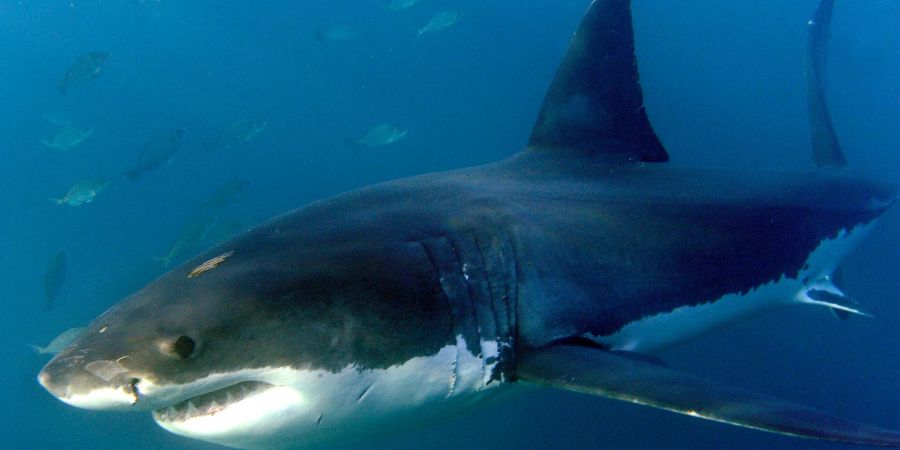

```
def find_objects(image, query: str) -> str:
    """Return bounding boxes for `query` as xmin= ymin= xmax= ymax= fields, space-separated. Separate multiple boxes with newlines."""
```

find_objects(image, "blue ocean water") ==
xmin=1 ymin=0 xmax=897 ymax=449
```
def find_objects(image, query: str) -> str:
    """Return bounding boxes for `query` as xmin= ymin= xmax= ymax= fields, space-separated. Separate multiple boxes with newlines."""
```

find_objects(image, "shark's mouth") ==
xmin=152 ymin=381 xmax=274 ymax=423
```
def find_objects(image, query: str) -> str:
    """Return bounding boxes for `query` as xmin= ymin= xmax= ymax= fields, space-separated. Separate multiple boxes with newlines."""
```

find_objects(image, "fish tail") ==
xmin=49 ymin=197 xmax=63 ymax=205
xmin=57 ymin=80 xmax=67 ymax=95
xmin=28 ymin=344 xmax=46 ymax=354
xmin=40 ymin=139 xmax=53 ymax=148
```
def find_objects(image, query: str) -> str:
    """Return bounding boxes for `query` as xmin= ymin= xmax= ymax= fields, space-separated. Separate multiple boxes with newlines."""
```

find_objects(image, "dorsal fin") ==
xmin=527 ymin=0 xmax=667 ymax=163
xmin=807 ymin=0 xmax=847 ymax=168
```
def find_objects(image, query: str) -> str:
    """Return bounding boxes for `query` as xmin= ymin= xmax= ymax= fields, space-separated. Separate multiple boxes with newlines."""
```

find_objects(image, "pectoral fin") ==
xmin=517 ymin=345 xmax=900 ymax=447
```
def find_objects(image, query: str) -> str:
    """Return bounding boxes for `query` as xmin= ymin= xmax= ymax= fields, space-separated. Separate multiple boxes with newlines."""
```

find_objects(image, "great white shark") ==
xmin=38 ymin=0 xmax=899 ymax=448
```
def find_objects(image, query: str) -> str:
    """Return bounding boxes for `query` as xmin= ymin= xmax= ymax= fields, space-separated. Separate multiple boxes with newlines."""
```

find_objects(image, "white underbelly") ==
xmin=594 ymin=221 xmax=877 ymax=353
xmin=156 ymin=335 xmax=503 ymax=449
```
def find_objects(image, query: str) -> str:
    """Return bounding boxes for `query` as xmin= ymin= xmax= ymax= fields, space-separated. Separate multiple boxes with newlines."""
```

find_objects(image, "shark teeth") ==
xmin=152 ymin=381 xmax=273 ymax=423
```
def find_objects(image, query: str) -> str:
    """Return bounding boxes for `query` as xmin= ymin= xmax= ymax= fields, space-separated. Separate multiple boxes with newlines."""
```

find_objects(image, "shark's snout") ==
xmin=37 ymin=370 xmax=52 ymax=393
xmin=38 ymin=357 xmax=139 ymax=410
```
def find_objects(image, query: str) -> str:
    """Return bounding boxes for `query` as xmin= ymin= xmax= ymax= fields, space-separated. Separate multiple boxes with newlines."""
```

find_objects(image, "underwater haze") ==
xmin=2 ymin=0 xmax=898 ymax=449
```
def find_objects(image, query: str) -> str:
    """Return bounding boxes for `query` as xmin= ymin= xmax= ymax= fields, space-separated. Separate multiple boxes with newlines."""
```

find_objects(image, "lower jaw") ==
xmin=152 ymin=384 xmax=309 ymax=445
xmin=152 ymin=380 xmax=274 ymax=424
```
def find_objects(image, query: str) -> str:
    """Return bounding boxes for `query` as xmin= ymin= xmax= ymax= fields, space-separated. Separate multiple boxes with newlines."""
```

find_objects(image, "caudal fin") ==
xmin=806 ymin=0 xmax=847 ymax=168
xmin=28 ymin=344 xmax=48 ymax=354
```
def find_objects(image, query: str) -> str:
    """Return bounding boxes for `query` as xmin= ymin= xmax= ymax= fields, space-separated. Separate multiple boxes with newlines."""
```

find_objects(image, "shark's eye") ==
xmin=172 ymin=335 xmax=196 ymax=359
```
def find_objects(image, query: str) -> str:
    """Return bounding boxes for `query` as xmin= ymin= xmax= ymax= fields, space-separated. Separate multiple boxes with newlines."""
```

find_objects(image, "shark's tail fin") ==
xmin=807 ymin=0 xmax=847 ymax=168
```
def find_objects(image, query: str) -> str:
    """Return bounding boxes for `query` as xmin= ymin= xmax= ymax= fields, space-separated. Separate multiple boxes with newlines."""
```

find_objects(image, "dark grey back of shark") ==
xmin=38 ymin=0 xmax=899 ymax=448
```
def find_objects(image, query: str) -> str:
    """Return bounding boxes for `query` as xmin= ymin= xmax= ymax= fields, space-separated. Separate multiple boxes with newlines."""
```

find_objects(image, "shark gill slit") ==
xmin=417 ymin=239 xmax=462 ymax=397
xmin=445 ymin=235 xmax=485 ymax=356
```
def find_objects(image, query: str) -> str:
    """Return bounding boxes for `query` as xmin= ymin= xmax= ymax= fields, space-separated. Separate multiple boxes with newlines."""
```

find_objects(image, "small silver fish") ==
xmin=417 ymin=10 xmax=463 ymax=36
xmin=211 ymin=119 xmax=266 ymax=151
xmin=202 ymin=178 xmax=250 ymax=210
xmin=41 ymin=124 xmax=94 ymax=151
xmin=202 ymin=218 xmax=246 ymax=246
xmin=382 ymin=0 xmax=421 ymax=12
xmin=157 ymin=214 xmax=217 ymax=268
xmin=355 ymin=123 xmax=408 ymax=147
xmin=124 ymin=129 xmax=185 ymax=181
xmin=52 ymin=178 xmax=108 ymax=206
xmin=58 ymin=51 xmax=108 ymax=94
xmin=30 ymin=327 xmax=85 ymax=355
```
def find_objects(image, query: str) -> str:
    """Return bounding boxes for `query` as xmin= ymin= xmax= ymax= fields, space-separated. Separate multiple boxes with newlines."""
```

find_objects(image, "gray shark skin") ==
xmin=38 ymin=0 xmax=899 ymax=449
